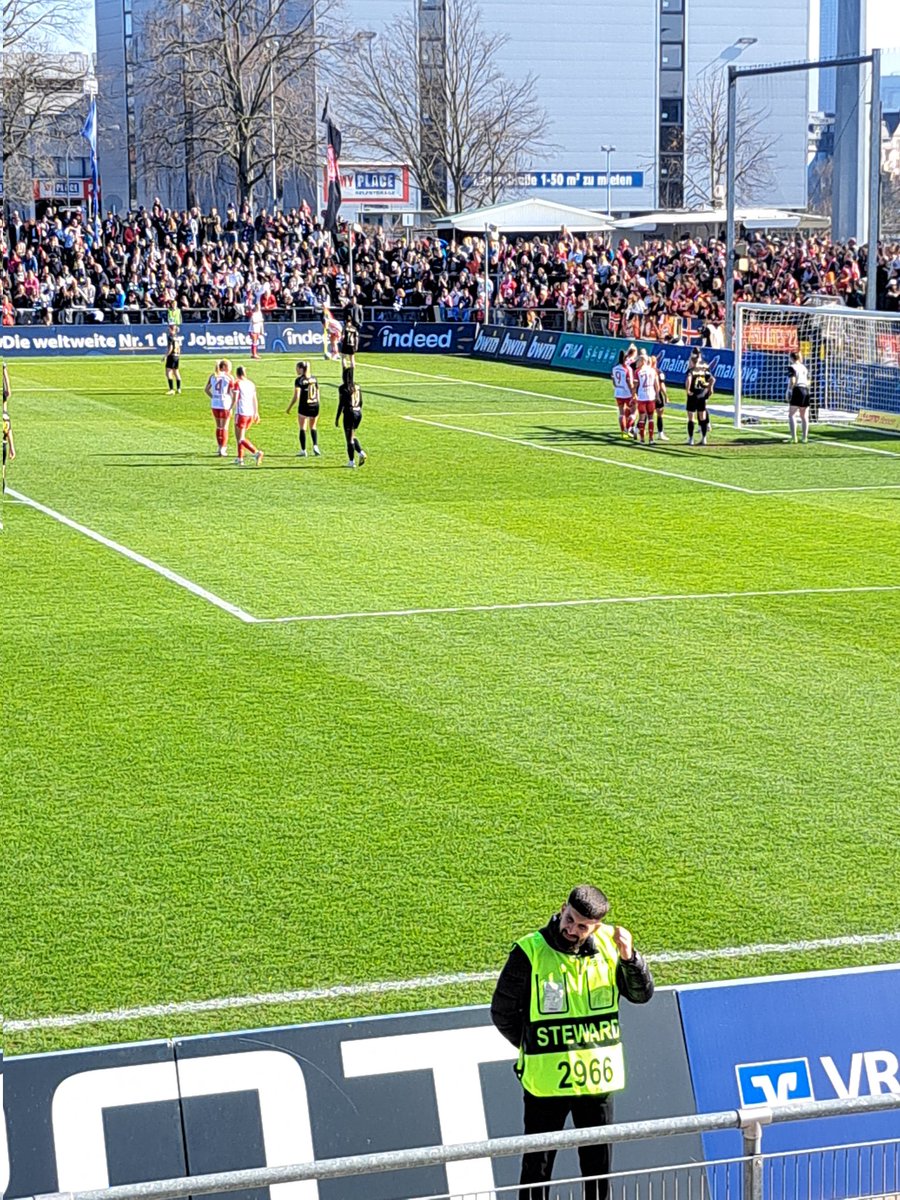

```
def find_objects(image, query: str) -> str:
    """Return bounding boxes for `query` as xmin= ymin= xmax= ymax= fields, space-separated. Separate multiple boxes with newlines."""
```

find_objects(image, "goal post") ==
xmin=734 ymin=302 xmax=900 ymax=428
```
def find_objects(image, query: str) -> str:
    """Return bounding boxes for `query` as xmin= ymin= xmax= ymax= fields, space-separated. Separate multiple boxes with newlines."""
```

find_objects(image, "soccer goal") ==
xmin=735 ymin=303 xmax=900 ymax=428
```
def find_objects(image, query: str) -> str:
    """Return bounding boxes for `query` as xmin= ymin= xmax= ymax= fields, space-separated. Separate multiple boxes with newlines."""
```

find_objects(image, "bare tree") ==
xmin=3 ymin=0 xmax=89 ymax=211
xmin=134 ymin=0 xmax=338 ymax=208
xmin=335 ymin=0 xmax=549 ymax=217
xmin=684 ymin=69 xmax=778 ymax=208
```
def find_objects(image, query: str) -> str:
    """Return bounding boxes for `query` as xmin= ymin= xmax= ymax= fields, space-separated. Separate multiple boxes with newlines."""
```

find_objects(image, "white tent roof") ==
xmin=445 ymin=198 xmax=615 ymax=233
xmin=613 ymin=207 xmax=830 ymax=233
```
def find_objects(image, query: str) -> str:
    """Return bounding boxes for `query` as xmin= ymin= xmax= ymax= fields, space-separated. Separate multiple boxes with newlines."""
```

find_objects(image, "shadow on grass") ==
xmin=524 ymin=426 xmax=808 ymax=457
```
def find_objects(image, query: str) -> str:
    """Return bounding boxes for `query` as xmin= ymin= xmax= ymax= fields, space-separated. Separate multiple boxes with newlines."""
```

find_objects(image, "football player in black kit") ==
xmin=335 ymin=364 xmax=366 ymax=468
xmin=285 ymin=360 xmax=321 ymax=457
xmin=339 ymin=318 xmax=360 ymax=369
xmin=164 ymin=323 xmax=183 ymax=394
xmin=684 ymin=348 xmax=714 ymax=446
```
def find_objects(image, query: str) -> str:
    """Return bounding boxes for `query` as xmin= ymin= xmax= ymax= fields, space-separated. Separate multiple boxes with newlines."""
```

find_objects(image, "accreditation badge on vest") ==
xmin=543 ymin=980 xmax=565 ymax=1013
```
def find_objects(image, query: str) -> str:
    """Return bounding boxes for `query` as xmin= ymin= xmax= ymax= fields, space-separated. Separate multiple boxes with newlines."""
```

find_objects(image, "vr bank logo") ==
xmin=736 ymin=1058 xmax=815 ymax=1106
xmin=737 ymin=1051 xmax=900 ymax=1107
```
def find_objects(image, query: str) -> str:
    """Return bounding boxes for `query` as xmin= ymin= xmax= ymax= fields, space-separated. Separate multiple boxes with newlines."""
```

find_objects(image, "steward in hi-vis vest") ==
xmin=515 ymin=923 xmax=626 ymax=1097
xmin=491 ymin=884 xmax=653 ymax=1200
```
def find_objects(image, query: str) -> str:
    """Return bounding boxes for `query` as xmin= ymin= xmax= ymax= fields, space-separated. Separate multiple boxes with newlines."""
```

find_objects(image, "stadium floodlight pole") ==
xmin=866 ymin=47 xmax=882 ymax=312
xmin=724 ymin=66 xmax=737 ymax=349
xmin=601 ymin=144 xmax=615 ymax=217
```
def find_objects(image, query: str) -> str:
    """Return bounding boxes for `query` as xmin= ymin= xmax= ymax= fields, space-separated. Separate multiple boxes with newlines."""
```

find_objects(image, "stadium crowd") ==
xmin=2 ymin=198 xmax=899 ymax=334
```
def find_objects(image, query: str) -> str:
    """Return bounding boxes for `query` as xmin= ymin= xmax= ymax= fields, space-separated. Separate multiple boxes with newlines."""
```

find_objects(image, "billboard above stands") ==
xmin=677 ymin=963 xmax=900 ymax=1186
xmin=465 ymin=169 xmax=644 ymax=191
xmin=321 ymin=162 xmax=411 ymax=208
xmin=359 ymin=321 xmax=476 ymax=354
xmin=0 ymin=321 xmax=323 ymax=358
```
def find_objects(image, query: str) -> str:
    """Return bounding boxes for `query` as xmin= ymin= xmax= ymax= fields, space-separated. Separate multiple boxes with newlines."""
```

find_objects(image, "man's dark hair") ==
xmin=568 ymin=885 xmax=609 ymax=919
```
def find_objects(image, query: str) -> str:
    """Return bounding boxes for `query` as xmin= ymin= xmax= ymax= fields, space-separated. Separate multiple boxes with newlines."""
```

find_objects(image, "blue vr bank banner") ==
xmin=0 ymin=320 xmax=324 ymax=358
xmin=359 ymin=321 xmax=477 ymax=354
xmin=678 ymin=962 xmax=900 ymax=1191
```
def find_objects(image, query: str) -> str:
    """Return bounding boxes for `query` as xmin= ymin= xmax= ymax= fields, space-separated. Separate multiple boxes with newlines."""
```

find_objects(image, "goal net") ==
xmin=735 ymin=303 xmax=900 ymax=427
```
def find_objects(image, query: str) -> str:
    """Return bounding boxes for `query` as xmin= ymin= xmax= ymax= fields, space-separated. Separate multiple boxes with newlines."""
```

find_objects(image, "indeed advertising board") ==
xmin=0 ymin=321 xmax=324 ymax=358
xmin=359 ymin=321 xmax=476 ymax=354
xmin=678 ymin=962 xmax=900 ymax=1182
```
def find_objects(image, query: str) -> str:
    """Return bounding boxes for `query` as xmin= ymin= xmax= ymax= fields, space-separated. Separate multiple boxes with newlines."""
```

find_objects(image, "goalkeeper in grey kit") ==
xmin=335 ymin=364 xmax=367 ymax=468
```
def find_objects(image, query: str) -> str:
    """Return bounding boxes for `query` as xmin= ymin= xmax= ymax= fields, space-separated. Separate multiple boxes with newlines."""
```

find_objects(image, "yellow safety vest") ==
xmin=516 ymin=927 xmax=626 ymax=1097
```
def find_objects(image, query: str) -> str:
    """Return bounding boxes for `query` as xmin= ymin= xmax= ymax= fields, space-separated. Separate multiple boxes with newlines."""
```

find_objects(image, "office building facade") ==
xmin=95 ymin=0 xmax=811 ymax=215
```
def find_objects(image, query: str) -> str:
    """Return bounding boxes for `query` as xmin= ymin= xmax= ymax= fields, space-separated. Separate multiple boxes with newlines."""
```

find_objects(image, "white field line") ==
xmin=402 ymin=415 xmax=757 ymax=493
xmin=371 ymin=363 xmax=900 ymax=461
xmin=256 ymin=585 xmax=900 ymax=625
xmin=818 ymin=438 xmax=900 ymax=459
xmin=9 ymin=929 xmax=900 ymax=1033
xmin=366 ymin=361 xmax=611 ymax=409
xmin=758 ymin=484 xmax=900 ymax=495
xmin=9 ymin=489 xmax=257 ymax=623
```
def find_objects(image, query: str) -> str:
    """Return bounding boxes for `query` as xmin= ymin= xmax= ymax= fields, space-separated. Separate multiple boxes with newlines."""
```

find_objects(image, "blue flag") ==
xmin=81 ymin=98 xmax=101 ymax=242
xmin=81 ymin=98 xmax=97 ymax=153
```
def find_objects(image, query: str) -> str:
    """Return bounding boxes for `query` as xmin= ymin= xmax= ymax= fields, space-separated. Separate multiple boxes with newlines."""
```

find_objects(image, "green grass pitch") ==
xmin=2 ymin=349 xmax=899 ymax=1055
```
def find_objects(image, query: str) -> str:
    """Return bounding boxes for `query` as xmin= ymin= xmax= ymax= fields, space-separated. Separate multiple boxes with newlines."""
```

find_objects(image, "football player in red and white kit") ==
xmin=635 ymin=351 xmax=657 ymax=444
xmin=205 ymin=358 xmax=236 ymax=456
xmin=612 ymin=349 xmax=636 ymax=438
xmin=322 ymin=306 xmax=343 ymax=361
xmin=233 ymin=365 xmax=264 ymax=466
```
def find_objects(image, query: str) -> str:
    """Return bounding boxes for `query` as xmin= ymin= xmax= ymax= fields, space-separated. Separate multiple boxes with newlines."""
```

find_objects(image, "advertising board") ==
xmin=0 ymin=322 xmax=324 ymax=359
xmin=470 ymin=325 xmax=560 ymax=363
xmin=550 ymin=333 xmax=623 ymax=375
xmin=3 ymin=995 xmax=696 ymax=1197
xmin=359 ymin=322 xmax=477 ymax=354
xmin=677 ymin=962 xmax=900 ymax=1190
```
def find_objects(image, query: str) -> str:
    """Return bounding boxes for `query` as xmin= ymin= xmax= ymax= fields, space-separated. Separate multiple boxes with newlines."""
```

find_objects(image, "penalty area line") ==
xmin=257 ymin=584 xmax=900 ymax=625
xmin=403 ymin=415 xmax=757 ymax=493
xmin=9 ymin=489 xmax=257 ymax=624
xmin=9 ymin=929 xmax=900 ymax=1032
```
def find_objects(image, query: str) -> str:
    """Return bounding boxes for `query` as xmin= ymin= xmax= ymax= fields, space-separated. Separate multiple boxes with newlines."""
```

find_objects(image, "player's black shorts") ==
xmin=686 ymin=393 xmax=710 ymax=412
xmin=655 ymin=397 xmax=665 ymax=411
xmin=165 ymin=354 xmax=180 ymax=370
xmin=790 ymin=386 xmax=810 ymax=409
xmin=297 ymin=403 xmax=320 ymax=419
xmin=344 ymin=412 xmax=362 ymax=431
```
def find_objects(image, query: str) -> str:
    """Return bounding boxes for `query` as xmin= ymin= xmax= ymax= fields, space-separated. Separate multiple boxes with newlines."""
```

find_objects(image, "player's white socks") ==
xmin=788 ymin=412 xmax=797 ymax=442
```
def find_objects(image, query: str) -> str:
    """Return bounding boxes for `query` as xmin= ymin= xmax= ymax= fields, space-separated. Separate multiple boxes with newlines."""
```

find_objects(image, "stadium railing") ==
xmin=18 ymin=1093 xmax=900 ymax=1200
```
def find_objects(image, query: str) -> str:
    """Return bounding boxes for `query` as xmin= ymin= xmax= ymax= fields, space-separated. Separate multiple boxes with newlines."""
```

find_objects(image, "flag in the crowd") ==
xmin=81 ymin=98 xmax=101 ymax=243
xmin=321 ymin=96 xmax=342 ymax=234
